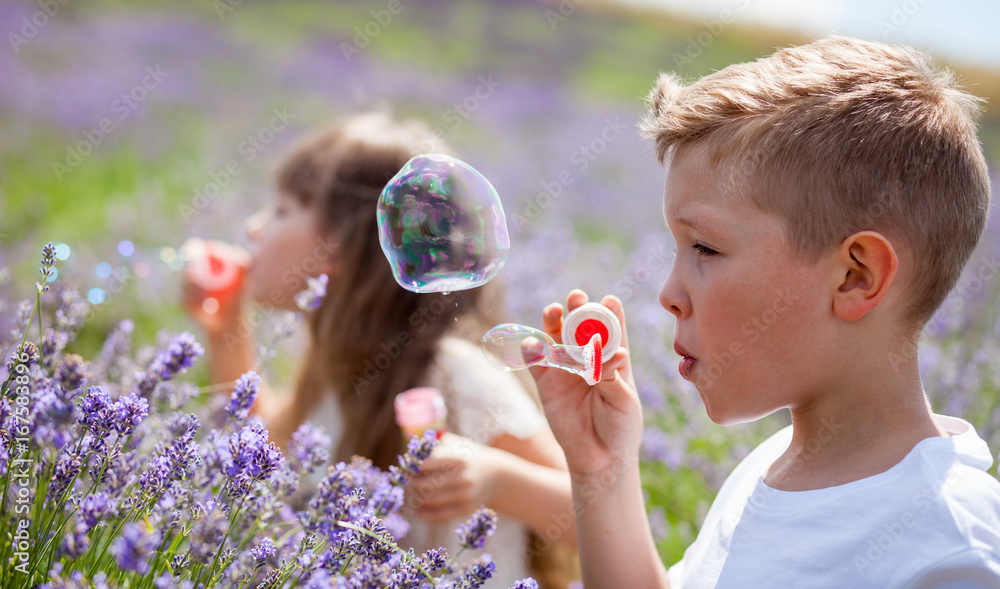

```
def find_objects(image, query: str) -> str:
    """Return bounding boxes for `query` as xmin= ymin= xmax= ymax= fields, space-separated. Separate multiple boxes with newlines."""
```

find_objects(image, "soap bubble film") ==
xmin=377 ymin=153 xmax=510 ymax=293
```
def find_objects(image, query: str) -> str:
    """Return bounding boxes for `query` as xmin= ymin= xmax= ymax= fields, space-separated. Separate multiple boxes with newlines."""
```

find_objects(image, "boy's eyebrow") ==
xmin=674 ymin=214 xmax=722 ymax=236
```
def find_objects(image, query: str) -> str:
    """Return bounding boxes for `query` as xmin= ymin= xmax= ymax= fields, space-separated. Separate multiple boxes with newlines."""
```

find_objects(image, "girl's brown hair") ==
xmin=271 ymin=111 xmax=495 ymax=469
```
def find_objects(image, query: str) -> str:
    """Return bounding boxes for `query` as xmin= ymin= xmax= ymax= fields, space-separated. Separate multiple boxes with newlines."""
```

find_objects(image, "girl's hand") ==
xmin=406 ymin=433 xmax=500 ymax=523
xmin=180 ymin=239 xmax=251 ymax=339
xmin=528 ymin=289 xmax=643 ymax=477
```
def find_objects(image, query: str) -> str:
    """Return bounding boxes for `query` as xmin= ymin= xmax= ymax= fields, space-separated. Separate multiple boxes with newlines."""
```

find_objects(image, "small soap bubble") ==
xmin=95 ymin=262 xmax=112 ymax=279
xmin=377 ymin=154 xmax=510 ymax=293
xmin=87 ymin=287 xmax=106 ymax=305
xmin=54 ymin=243 xmax=71 ymax=260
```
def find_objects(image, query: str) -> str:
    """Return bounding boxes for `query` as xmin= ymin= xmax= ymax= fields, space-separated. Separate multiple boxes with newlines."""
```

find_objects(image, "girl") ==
xmin=182 ymin=112 xmax=577 ymax=588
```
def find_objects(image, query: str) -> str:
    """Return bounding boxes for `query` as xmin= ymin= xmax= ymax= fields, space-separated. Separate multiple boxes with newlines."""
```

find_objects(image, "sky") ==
xmin=614 ymin=0 xmax=1000 ymax=69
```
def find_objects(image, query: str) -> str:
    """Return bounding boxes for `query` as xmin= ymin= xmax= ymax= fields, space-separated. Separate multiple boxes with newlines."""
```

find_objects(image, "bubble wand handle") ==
xmin=480 ymin=323 xmax=603 ymax=386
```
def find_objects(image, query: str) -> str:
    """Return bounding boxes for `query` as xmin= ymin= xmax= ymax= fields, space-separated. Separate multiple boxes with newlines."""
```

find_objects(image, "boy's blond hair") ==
xmin=641 ymin=36 xmax=991 ymax=329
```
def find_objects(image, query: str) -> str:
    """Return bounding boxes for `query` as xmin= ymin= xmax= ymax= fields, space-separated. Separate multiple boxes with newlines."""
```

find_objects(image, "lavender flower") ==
xmin=59 ymin=522 xmax=90 ymax=559
xmin=135 ymin=332 xmax=204 ymax=396
xmin=78 ymin=386 xmax=117 ymax=433
xmin=37 ymin=242 xmax=56 ymax=294
xmin=9 ymin=299 xmax=33 ymax=342
xmin=389 ymin=430 xmax=438 ymax=486
xmin=78 ymin=492 xmax=111 ymax=530
xmin=287 ymin=421 xmax=331 ymax=475
xmin=46 ymin=451 xmax=82 ymax=503
xmin=348 ymin=511 xmax=395 ymax=564
xmin=456 ymin=556 xmax=496 ymax=589
xmin=456 ymin=507 xmax=497 ymax=551
xmin=110 ymin=522 xmax=159 ymax=574
xmin=250 ymin=537 xmax=275 ymax=569
xmin=55 ymin=353 xmax=88 ymax=392
xmin=114 ymin=393 xmax=148 ymax=436
xmin=509 ymin=578 xmax=540 ymax=589
xmin=96 ymin=319 xmax=134 ymax=380
xmin=40 ymin=328 xmax=69 ymax=370
xmin=224 ymin=371 xmax=260 ymax=421
xmin=294 ymin=273 xmax=328 ymax=312
xmin=217 ymin=420 xmax=283 ymax=499
xmin=418 ymin=547 xmax=449 ymax=575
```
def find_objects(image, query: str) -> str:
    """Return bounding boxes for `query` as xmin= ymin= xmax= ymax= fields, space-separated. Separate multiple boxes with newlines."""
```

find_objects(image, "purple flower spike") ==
xmin=136 ymin=332 xmax=204 ymax=396
xmin=114 ymin=393 xmax=148 ymax=436
xmin=287 ymin=421 xmax=331 ymax=475
xmin=294 ymin=273 xmax=328 ymax=312
xmin=225 ymin=371 xmax=260 ymax=421
xmin=110 ymin=522 xmax=159 ymax=575
xmin=250 ymin=536 xmax=276 ymax=569
xmin=457 ymin=507 xmax=498 ymax=551
xmin=78 ymin=386 xmax=117 ymax=433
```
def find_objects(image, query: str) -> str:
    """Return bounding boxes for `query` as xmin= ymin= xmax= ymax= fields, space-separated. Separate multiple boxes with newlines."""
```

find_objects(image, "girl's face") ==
xmin=244 ymin=192 xmax=337 ymax=311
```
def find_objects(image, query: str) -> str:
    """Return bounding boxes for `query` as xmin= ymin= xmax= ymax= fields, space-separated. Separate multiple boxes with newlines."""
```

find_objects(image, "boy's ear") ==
xmin=832 ymin=231 xmax=898 ymax=322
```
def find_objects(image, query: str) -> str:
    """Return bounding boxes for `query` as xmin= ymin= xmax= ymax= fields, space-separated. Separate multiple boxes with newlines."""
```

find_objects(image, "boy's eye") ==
xmin=693 ymin=242 xmax=717 ymax=256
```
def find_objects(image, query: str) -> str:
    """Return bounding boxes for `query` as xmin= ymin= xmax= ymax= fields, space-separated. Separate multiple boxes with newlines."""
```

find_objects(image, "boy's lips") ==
xmin=674 ymin=342 xmax=697 ymax=380
xmin=673 ymin=342 xmax=695 ymax=359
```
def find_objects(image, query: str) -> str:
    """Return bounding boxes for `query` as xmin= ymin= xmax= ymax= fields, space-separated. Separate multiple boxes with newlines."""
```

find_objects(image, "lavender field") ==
xmin=3 ymin=0 xmax=1000 ymax=570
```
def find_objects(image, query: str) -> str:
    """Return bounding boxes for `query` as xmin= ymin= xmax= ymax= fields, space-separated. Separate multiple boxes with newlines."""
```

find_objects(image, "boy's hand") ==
xmin=180 ymin=239 xmax=250 ymax=339
xmin=528 ymin=290 xmax=643 ymax=477
xmin=406 ymin=433 xmax=498 ymax=523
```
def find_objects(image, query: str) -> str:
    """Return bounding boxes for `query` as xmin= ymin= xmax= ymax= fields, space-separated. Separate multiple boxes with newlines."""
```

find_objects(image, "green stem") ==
xmin=1 ymin=298 xmax=38 ymax=398
xmin=86 ymin=495 xmax=143 ymax=579
xmin=196 ymin=493 xmax=247 ymax=587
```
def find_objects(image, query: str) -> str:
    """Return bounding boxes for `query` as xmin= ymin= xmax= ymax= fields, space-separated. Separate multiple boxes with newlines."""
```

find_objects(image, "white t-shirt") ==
xmin=306 ymin=336 xmax=547 ymax=588
xmin=668 ymin=414 xmax=1000 ymax=589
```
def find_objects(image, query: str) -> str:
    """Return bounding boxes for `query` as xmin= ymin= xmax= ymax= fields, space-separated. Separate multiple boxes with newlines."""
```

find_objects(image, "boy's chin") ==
xmin=701 ymin=393 xmax=774 ymax=426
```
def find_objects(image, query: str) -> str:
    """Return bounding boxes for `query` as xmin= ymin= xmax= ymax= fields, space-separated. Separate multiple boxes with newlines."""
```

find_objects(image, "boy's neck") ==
xmin=764 ymin=361 xmax=947 ymax=492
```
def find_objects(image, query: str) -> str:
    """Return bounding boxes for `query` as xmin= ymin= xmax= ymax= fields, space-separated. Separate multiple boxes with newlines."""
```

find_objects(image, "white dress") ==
xmin=305 ymin=336 xmax=547 ymax=588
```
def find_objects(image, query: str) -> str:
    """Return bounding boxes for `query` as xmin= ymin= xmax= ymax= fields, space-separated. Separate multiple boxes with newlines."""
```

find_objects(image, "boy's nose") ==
xmin=659 ymin=264 xmax=689 ymax=320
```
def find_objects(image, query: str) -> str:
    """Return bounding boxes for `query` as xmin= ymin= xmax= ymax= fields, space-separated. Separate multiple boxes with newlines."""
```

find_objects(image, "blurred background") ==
xmin=2 ymin=0 xmax=999 ymax=565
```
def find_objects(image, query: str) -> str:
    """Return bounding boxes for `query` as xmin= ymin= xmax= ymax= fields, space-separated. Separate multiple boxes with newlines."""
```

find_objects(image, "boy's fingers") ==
xmin=541 ymin=303 xmax=565 ymax=343
xmin=600 ymin=294 xmax=630 ymax=352
xmin=565 ymin=289 xmax=589 ymax=314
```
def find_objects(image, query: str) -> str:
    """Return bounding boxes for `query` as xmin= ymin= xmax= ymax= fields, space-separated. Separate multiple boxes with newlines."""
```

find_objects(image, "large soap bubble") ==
xmin=377 ymin=154 xmax=510 ymax=293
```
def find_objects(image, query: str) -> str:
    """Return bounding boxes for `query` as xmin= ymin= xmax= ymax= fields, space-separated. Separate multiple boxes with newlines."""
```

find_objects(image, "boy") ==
xmin=527 ymin=37 xmax=1000 ymax=588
